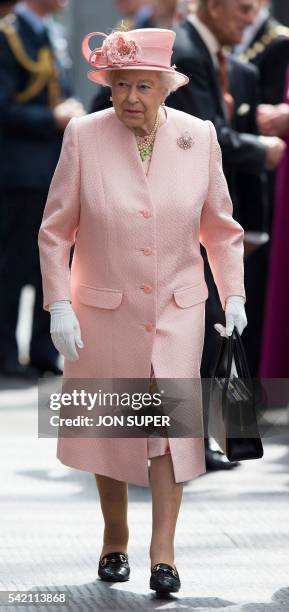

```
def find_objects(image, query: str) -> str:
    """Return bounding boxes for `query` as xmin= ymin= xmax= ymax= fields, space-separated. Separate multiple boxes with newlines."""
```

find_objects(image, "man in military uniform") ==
xmin=0 ymin=0 xmax=85 ymax=378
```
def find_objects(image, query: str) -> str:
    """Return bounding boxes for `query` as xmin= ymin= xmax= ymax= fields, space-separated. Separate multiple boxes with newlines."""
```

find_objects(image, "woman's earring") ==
xmin=110 ymin=96 xmax=113 ymax=102
xmin=161 ymin=101 xmax=165 ymax=107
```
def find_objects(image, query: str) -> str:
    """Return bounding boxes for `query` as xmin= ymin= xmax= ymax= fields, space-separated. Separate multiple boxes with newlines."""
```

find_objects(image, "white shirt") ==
xmin=187 ymin=13 xmax=221 ymax=67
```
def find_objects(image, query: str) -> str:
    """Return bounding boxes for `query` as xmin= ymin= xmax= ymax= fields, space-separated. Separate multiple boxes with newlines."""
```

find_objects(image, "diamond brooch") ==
xmin=177 ymin=132 xmax=194 ymax=150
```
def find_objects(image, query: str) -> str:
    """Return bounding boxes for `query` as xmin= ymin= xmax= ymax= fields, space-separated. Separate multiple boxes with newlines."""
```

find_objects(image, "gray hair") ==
xmin=105 ymin=70 xmax=179 ymax=97
xmin=159 ymin=72 xmax=180 ymax=96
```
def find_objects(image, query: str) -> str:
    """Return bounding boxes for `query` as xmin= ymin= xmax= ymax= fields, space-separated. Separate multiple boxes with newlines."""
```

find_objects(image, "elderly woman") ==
xmin=38 ymin=28 xmax=247 ymax=594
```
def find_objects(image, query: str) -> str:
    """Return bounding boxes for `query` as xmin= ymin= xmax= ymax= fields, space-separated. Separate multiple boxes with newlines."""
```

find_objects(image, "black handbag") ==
xmin=208 ymin=327 xmax=264 ymax=461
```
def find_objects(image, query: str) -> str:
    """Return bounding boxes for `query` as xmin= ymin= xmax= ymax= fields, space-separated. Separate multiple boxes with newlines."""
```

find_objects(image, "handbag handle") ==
xmin=212 ymin=327 xmax=251 ymax=380
xmin=213 ymin=328 xmax=234 ymax=379
xmin=233 ymin=328 xmax=251 ymax=379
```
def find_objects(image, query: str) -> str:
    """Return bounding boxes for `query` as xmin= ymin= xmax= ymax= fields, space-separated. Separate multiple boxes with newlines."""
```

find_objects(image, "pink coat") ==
xmin=38 ymin=106 xmax=245 ymax=487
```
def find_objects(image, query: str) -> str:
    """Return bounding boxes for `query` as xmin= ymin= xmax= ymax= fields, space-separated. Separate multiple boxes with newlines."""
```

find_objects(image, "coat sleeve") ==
xmin=38 ymin=118 xmax=80 ymax=310
xmin=199 ymin=121 xmax=246 ymax=310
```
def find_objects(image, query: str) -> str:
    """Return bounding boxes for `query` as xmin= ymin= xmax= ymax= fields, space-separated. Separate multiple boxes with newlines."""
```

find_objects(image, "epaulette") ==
xmin=239 ymin=24 xmax=289 ymax=63
xmin=0 ymin=15 xmax=60 ymax=106
xmin=0 ymin=11 xmax=17 ymax=30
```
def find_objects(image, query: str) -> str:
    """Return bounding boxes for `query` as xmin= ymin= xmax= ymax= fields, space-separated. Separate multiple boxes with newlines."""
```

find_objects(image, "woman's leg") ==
xmin=149 ymin=454 xmax=183 ymax=569
xmin=95 ymin=474 xmax=129 ymax=557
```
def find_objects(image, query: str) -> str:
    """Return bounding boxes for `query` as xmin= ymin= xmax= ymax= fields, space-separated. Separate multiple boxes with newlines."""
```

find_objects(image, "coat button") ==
xmin=143 ymin=247 xmax=152 ymax=256
xmin=145 ymin=321 xmax=154 ymax=332
xmin=143 ymin=284 xmax=153 ymax=294
xmin=142 ymin=209 xmax=152 ymax=219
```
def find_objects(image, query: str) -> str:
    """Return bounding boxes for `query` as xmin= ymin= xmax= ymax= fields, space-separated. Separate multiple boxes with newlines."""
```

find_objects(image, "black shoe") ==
xmin=205 ymin=447 xmax=240 ymax=471
xmin=0 ymin=362 xmax=38 ymax=380
xmin=30 ymin=361 xmax=63 ymax=377
xmin=98 ymin=552 xmax=130 ymax=582
xmin=150 ymin=563 xmax=181 ymax=594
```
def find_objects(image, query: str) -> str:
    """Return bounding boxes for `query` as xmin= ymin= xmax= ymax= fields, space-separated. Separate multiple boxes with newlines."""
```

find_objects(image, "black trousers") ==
xmin=0 ymin=188 xmax=58 ymax=368
xmin=200 ymin=248 xmax=225 ymax=439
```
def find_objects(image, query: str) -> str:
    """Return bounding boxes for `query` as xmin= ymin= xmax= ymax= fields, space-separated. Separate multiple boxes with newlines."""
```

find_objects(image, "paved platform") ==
xmin=0 ymin=379 xmax=289 ymax=612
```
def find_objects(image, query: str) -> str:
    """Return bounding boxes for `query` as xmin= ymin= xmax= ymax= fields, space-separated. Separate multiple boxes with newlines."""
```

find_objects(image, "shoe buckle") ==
xmin=100 ymin=553 xmax=126 ymax=566
xmin=154 ymin=564 xmax=177 ymax=577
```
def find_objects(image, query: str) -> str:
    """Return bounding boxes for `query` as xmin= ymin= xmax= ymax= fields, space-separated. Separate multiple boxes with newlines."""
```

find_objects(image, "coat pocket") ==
xmin=173 ymin=281 xmax=209 ymax=308
xmin=78 ymin=285 xmax=123 ymax=309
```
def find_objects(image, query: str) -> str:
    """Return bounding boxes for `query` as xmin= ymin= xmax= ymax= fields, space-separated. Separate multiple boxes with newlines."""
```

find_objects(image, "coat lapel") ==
xmin=184 ymin=21 xmax=227 ymax=120
xmin=145 ymin=106 xmax=192 ymax=214
xmin=100 ymin=108 xmax=154 ymax=211
xmin=146 ymin=106 xmax=175 ymax=186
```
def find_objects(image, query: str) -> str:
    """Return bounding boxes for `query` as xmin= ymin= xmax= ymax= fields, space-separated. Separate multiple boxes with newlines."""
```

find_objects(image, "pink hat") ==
xmin=81 ymin=28 xmax=189 ymax=91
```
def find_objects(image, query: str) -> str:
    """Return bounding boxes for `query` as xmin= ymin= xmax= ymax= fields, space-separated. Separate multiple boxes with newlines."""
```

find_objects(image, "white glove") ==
xmin=214 ymin=296 xmax=247 ymax=338
xmin=49 ymin=301 xmax=84 ymax=362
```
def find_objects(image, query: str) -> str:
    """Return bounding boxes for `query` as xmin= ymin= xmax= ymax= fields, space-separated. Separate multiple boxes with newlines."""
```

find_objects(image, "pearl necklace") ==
xmin=135 ymin=113 xmax=160 ymax=162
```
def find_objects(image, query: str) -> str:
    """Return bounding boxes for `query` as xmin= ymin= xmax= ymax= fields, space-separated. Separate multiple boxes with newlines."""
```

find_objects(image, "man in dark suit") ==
xmin=236 ymin=0 xmax=289 ymax=105
xmin=229 ymin=57 xmax=269 ymax=232
xmin=167 ymin=2 xmax=284 ymax=183
xmin=166 ymin=0 xmax=286 ymax=469
xmin=0 ymin=0 xmax=85 ymax=378
xmin=236 ymin=0 xmax=289 ymax=229
xmin=228 ymin=54 xmax=273 ymax=377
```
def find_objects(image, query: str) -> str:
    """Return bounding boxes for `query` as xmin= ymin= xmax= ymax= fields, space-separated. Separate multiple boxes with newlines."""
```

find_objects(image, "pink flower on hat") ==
xmin=101 ymin=31 xmax=142 ymax=65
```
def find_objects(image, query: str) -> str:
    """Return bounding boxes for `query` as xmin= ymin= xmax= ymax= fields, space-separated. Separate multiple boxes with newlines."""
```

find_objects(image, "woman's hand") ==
xmin=214 ymin=296 xmax=247 ymax=338
xmin=49 ymin=301 xmax=84 ymax=361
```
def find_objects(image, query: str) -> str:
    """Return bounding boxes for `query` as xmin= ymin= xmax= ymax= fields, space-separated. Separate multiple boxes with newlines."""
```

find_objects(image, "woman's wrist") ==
xmin=225 ymin=295 xmax=246 ymax=306
xmin=49 ymin=300 xmax=71 ymax=313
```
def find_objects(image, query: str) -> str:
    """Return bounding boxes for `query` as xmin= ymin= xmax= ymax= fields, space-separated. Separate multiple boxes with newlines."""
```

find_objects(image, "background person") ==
xmin=257 ymin=69 xmax=289 ymax=379
xmin=165 ymin=0 xmax=286 ymax=467
xmin=151 ymin=0 xmax=178 ymax=28
xmin=0 ymin=0 xmax=16 ymax=19
xmin=176 ymin=0 xmax=198 ymax=22
xmin=114 ymin=0 xmax=155 ymax=29
xmin=38 ymin=27 xmax=247 ymax=593
xmin=235 ymin=0 xmax=289 ymax=231
xmin=0 ymin=0 xmax=85 ymax=378
xmin=166 ymin=0 xmax=286 ymax=374
xmin=236 ymin=0 xmax=289 ymax=106
xmin=235 ymin=0 xmax=289 ymax=373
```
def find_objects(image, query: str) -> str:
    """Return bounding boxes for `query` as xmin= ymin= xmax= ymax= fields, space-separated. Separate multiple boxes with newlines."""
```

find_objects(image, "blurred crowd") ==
xmin=0 ymin=0 xmax=289 ymax=387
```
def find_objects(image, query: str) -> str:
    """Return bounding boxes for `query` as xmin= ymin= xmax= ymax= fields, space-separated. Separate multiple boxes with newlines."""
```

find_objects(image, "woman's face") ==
xmin=110 ymin=70 xmax=166 ymax=133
